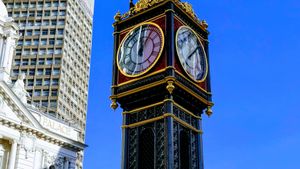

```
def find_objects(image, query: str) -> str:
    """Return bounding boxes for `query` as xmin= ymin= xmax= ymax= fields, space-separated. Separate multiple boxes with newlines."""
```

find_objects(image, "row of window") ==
xmin=18 ymin=19 xmax=65 ymax=27
xmin=5 ymin=1 xmax=66 ymax=9
xmin=18 ymin=38 xmax=63 ymax=46
xmin=13 ymin=68 xmax=60 ymax=77
xmin=9 ymin=10 xmax=66 ymax=18
xmin=31 ymin=100 xmax=58 ymax=116
xmin=15 ymin=48 xmax=62 ymax=56
xmin=19 ymin=29 xmax=64 ymax=36
xmin=14 ymin=58 xmax=61 ymax=66
xmin=25 ymin=78 xmax=59 ymax=87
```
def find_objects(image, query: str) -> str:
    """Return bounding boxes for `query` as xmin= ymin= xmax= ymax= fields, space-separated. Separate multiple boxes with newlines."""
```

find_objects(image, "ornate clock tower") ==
xmin=111 ymin=0 xmax=214 ymax=169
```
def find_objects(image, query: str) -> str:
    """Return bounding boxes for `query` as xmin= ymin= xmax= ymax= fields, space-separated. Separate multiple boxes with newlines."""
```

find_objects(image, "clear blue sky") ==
xmin=84 ymin=0 xmax=300 ymax=168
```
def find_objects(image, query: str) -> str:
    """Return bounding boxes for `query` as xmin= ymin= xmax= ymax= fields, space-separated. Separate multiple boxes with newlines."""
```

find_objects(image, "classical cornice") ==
xmin=0 ymin=81 xmax=86 ymax=151
xmin=0 ymin=118 xmax=85 ymax=151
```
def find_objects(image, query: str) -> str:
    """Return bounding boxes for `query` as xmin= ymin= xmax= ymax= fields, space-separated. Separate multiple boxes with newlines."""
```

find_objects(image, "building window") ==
xmin=39 ymin=49 xmax=46 ymax=55
xmin=52 ymin=79 xmax=59 ymax=85
xmin=31 ymin=59 xmax=36 ymax=65
xmin=47 ymin=49 xmax=54 ymax=55
xmin=59 ymin=10 xmax=66 ymax=16
xmin=42 ymin=30 xmax=48 ymax=35
xmin=40 ymin=39 xmax=47 ymax=45
xmin=42 ymin=20 xmax=49 ymax=26
xmin=44 ymin=11 xmax=50 ymax=17
xmin=34 ymin=29 xmax=40 ymax=35
xmin=54 ymin=58 xmax=61 ymax=65
xmin=42 ymin=90 xmax=49 ymax=96
xmin=52 ymin=10 xmax=58 ymax=16
xmin=32 ymin=49 xmax=38 ymax=55
xmin=34 ymin=90 xmax=41 ymax=96
xmin=29 ymin=69 xmax=35 ymax=76
xmin=51 ymin=90 xmax=58 ymax=96
xmin=15 ymin=49 xmax=22 ymax=56
xmin=22 ymin=59 xmax=29 ymax=66
xmin=45 ymin=69 xmax=51 ymax=75
xmin=12 ymin=70 xmax=19 ymax=76
xmin=49 ymin=39 xmax=55 ymax=45
xmin=23 ymin=49 xmax=30 ymax=56
xmin=56 ymin=39 xmax=63 ymax=45
xmin=35 ymin=20 xmax=41 ymax=26
xmin=45 ymin=2 xmax=51 ymax=7
xmin=37 ymin=2 xmax=43 ymax=8
xmin=37 ymin=11 xmax=42 ymax=17
xmin=37 ymin=69 xmax=43 ymax=75
xmin=58 ymin=19 xmax=65 ymax=25
xmin=27 ymin=79 xmax=34 ymax=86
xmin=42 ymin=100 xmax=48 ymax=107
xmin=54 ymin=49 xmax=62 ymax=55
xmin=51 ymin=20 xmax=57 ymax=26
xmin=38 ymin=59 xmax=44 ymax=65
xmin=50 ymin=100 xmax=57 ymax=108
xmin=17 ymin=40 xmax=23 ymax=46
xmin=24 ymin=40 xmax=31 ymax=46
xmin=26 ymin=30 xmax=33 ymax=36
xmin=52 ymin=68 xmax=60 ymax=75
xmin=36 ymin=79 xmax=42 ymax=86
xmin=57 ymin=29 xmax=64 ymax=35
xmin=14 ymin=59 xmax=21 ymax=66
xmin=29 ymin=11 xmax=35 ymax=17
xmin=44 ymin=79 xmax=50 ymax=86
xmin=46 ymin=59 xmax=52 ymax=65
xmin=50 ymin=29 xmax=56 ymax=35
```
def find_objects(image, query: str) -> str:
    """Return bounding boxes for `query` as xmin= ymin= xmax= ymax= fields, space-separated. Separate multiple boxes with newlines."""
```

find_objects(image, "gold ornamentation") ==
xmin=166 ymin=80 xmax=175 ymax=94
xmin=205 ymin=106 xmax=213 ymax=117
xmin=114 ymin=0 xmax=205 ymax=28
xmin=114 ymin=11 xmax=122 ymax=22
xmin=201 ymin=20 xmax=208 ymax=29
xmin=110 ymin=98 xmax=118 ymax=110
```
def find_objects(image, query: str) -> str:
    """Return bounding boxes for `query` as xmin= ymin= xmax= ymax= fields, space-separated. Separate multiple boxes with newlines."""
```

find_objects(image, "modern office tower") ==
xmin=3 ymin=0 xmax=94 ymax=145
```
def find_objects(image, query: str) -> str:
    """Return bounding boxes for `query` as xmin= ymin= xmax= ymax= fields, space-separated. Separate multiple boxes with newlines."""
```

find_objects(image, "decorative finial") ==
xmin=114 ymin=11 xmax=122 ymax=22
xmin=205 ymin=106 xmax=213 ymax=117
xmin=110 ymin=98 xmax=119 ymax=110
xmin=201 ymin=20 xmax=209 ymax=29
xmin=166 ymin=81 xmax=175 ymax=94
xmin=129 ymin=0 xmax=135 ymax=9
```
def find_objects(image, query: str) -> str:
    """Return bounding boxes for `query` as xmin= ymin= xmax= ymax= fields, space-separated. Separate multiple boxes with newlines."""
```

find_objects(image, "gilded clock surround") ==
xmin=176 ymin=25 xmax=209 ymax=83
xmin=116 ymin=22 xmax=165 ymax=78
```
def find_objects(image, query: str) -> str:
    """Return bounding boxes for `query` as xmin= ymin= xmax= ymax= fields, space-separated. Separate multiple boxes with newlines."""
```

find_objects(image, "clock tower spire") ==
xmin=111 ymin=1 xmax=214 ymax=168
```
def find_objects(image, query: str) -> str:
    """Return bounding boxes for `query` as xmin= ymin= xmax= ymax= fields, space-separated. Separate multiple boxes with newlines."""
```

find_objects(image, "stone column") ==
xmin=7 ymin=140 xmax=17 ymax=169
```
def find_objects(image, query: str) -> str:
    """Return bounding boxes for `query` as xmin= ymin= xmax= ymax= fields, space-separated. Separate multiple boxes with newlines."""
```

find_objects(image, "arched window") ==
xmin=180 ymin=130 xmax=190 ymax=169
xmin=138 ymin=128 xmax=154 ymax=169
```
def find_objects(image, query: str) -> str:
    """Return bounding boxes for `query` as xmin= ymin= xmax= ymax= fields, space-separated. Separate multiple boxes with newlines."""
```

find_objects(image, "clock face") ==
xmin=117 ymin=22 xmax=164 ymax=77
xmin=176 ymin=26 xmax=208 ymax=82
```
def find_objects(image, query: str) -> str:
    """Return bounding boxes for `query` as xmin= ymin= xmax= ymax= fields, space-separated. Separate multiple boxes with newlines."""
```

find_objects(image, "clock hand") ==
xmin=187 ymin=46 xmax=200 ymax=59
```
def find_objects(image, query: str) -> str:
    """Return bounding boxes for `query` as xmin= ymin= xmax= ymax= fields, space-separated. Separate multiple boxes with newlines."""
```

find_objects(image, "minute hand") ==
xmin=187 ymin=46 xmax=200 ymax=59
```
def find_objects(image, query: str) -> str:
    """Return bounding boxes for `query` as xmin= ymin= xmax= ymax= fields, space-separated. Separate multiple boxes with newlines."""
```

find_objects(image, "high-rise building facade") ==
xmin=3 ymin=0 xmax=94 ymax=144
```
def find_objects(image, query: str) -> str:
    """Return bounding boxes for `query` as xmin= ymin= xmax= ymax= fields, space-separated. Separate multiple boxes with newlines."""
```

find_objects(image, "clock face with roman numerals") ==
xmin=176 ymin=26 xmax=208 ymax=82
xmin=117 ymin=22 xmax=164 ymax=77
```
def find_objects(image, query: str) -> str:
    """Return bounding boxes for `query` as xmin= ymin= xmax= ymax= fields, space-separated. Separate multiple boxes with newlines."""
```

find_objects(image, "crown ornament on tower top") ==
xmin=115 ymin=0 xmax=207 ymax=29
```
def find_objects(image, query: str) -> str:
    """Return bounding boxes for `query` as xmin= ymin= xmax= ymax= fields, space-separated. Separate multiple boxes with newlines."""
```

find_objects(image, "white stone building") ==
xmin=0 ymin=1 xmax=85 ymax=169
